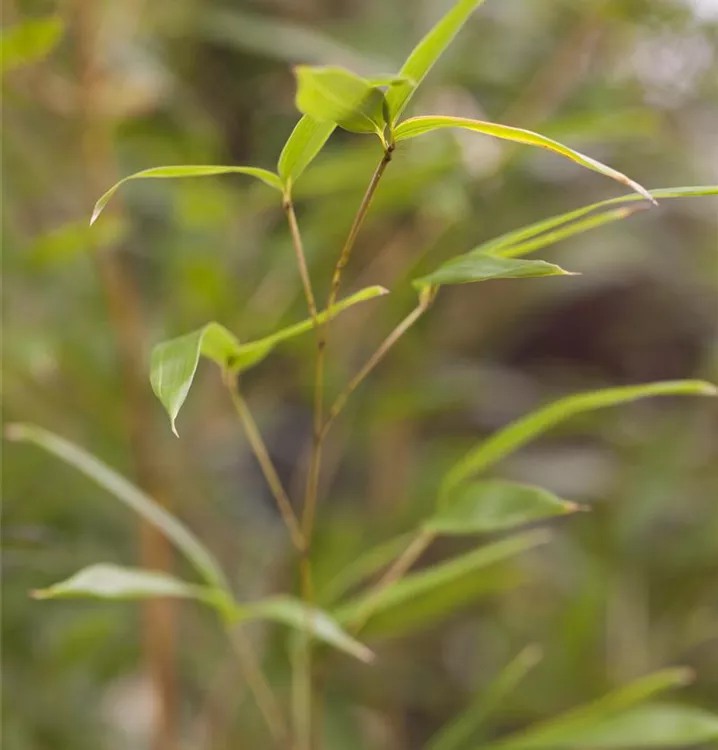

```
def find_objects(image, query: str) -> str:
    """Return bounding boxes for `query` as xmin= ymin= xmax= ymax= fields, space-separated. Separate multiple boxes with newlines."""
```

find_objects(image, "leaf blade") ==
xmin=386 ymin=0 xmax=488 ymax=121
xmin=443 ymin=381 xmax=717 ymax=495
xmin=394 ymin=116 xmax=655 ymax=202
xmin=5 ymin=424 xmax=228 ymax=591
xmin=0 ymin=15 xmax=64 ymax=75
xmin=278 ymin=115 xmax=336 ymax=188
xmin=90 ymin=165 xmax=282 ymax=225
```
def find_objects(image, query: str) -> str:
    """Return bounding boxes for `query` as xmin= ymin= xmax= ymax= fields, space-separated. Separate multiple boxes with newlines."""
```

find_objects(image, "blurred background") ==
xmin=2 ymin=0 xmax=718 ymax=748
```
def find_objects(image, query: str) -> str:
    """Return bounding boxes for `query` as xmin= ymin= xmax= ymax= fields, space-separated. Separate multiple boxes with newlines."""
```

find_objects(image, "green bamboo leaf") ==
xmin=294 ymin=65 xmax=387 ymax=135
xmin=242 ymin=596 xmax=374 ymax=664
xmin=150 ymin=323 xmax=241 ymax=437
xmin=427 ymin=481 xmax=583 ymax=533
xmin=150 ymin=286 xmax=388 ymax=435
xmin=4 ymin=425 xmax=228 ymax=591
xmin=481 ymin=668 xmax=703 ymax=749
xmin=32 ymin=564 xmax=222 ymax=604
xmin=443 ymin=381 xmax=717 ymax=496
xmin=413 ymin=252 xmax=575 ymax=290
xmin=394 ymin=116 xmax=656 ymax=203
xmin=1 ymin=16 xmax=63 ymax=75
xmin=277 ymin=115 xmax=336 ymax=189
xmin=427 ymin=644 xmax=543 ymax=750
xmin=90 ymin=165 xmax=282 ymax=225
xmin=335 ymin=530 xmax=549 ymax=637
xmin=386 ymin=0 xmax=488 ymax=122
xmin=481 ymin=185 xmax=718 ymax=259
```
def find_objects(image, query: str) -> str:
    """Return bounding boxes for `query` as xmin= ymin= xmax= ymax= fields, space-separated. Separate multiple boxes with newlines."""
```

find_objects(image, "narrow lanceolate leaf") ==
xmin=482 ymin=185 xmax=718 ymax=258
xmin=241 ymin=596 xmax=374 ymax=664
xmin=426 ymin=644 xmax=543 ymax=750
xmin=0 ymin=16 xmax=64 ymax=75
xmin=4 ymin=424 xmax=228 ymax=591
xmin=482 ymin=668 xmax=703 ymax=749
xmin=90 ymin=165 xmax=282 ymax=225
xmin=394 ymin=116 xmax=656 ymax=203
xmin=294 ymin=65 xmax=387 ymax=135
xmin=335 ymin=530 xmax=549 ymax=637
xmin=150 ymin=323 xmax=242 ymax=437
xmin=427 ymin=481 xmax=583 ymax=533
xmin=277 ymin=115 xmax=336 ymax=189
xmin=443 ymin=380 xmax=716 ymax=495
xmin=413 ymin=252 xmax=574 ymax=290
xmin=150 ymin=286 xmax=388 ymax=434
xmin=32 ymin=564 xmax=221 ymax=604
xmin=386 ymin=0 xmax=487 ymax=122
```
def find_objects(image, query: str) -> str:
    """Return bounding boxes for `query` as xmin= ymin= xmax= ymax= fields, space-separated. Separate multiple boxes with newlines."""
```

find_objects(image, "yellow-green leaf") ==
xmin=427 ymin=480 xmax=583 ymax=533
xmin=90 ymin=165 xmax=282 ymax=225
xmin=394 ymin=116 xmax=656 ymax=203
xmin=1 ymin=16 xmax=63 ymax=75
xmin=386 ymin=0 xmax=488 ymax=122
xmin=277 ymin=115 xmax=336 ymax=189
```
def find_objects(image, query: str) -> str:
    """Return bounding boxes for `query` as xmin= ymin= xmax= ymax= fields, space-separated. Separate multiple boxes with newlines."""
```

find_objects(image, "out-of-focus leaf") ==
xmin=26 ymin=216 xmax=126 ymax=266
xmin=151 ymin=286 xmax=388 ymax=434
xmin=32 ymin=564 xmax=219 ymax=604
xmin=4 ymin=425 xmax=228 ymax=591
xmin=394 ymin=116 xmax=655 ymax=202
xmin=427 ymin=644 xmax=543 ymax=750
xmin=427 ymin=480 xmax=583 ymax=533
xmin=385 ymin=0 xmax=487 ymax=122
xmin=150 ymin=323 xmax=241 ymax=437
xmin=442 ymin=381 xmax=717 ymax=495
xmin=335 ymin=530 xmax=549 ymax=637
xmin=482 ymin=185 xmax=718 ymax=259
xmin=90 ymin=165 xmax=282 ymax=225
xmin=0 ymin=16 xmax=63 ymax=75
xmin=482 ymin=668 xmax=704 ymax=749
xmin=413 ymin=252 xmax=574 ymax=290
xmin=278 ymin=115 xmax=336 ymax=189
xmin=241 ymin=596 xmax=374 ymax=664
xmin=294 ymin=65 xmax=387 ymax=135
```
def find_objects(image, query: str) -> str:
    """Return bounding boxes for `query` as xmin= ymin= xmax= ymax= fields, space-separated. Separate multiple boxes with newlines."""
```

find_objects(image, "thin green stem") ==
xmin=284 ymin=196 xmax=319 ymax=324
xmin=224 ymin=374 xmax=305 ymax=553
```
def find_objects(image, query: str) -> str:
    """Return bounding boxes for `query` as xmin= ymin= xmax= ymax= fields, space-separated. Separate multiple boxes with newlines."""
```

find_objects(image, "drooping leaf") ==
xmin=482 ymin=668 xmax=703 ymax=749
xmin=427 ymin=480 xmax=583 ymax=533
xmin=413 ymin=252 xmax=574 ymax=290
xmin=150 ymin=323 xmax=241 ymax=437
xmin=1 ymin=16 xmax=63 ymax=75
xmin=335 ymin=530 xmax=549 ymax=637
xmin=427 ymin=644 xmax=543 ymax=750
xmin=386 ymin=0 xmax=487 ymax=122
xmin=394 ymin=116 xmax=655 ymax=202
xmin=90 ymin=165 xmax=282 ymax=225
xmin=294 ymin=65 xmax=387 ymax=135
xmin=150 ymin=286 xmax=388 ymax=434
xmin=442 ymin=381 xmax=716 ymax=495
xmin=241 ymin=596 xmax=374 ymax=664
xmin=32 ymin=564 xmax=221 ymax=604
xmin=4 ymin=424 xmax=228 ymax=591
xmin=277 ymin=115 xmax=336 ymax=189
xmin=479 ymin=185 xmax=718 ymax=259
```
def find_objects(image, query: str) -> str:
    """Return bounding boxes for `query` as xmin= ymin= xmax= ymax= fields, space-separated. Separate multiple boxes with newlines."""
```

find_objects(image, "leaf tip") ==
xmin=170 ymin=420 xmax=180 ymax=438
xmin=565 ymin=501 xmax=589 ymax=514
xmin=4 ymin=422 xmax=27 ymax=442
xmin=30 ymin=588 xmax=48 ymax=599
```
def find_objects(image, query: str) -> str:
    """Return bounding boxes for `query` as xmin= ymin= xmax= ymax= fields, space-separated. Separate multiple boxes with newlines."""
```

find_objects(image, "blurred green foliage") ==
xmin=2 ymin=0 xmax=718 ymax=748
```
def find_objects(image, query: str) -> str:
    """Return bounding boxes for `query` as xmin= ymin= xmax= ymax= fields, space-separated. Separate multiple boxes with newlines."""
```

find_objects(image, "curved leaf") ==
xmin=241 ymin=596 xmax=374 ymax=664
xmin=90 ymin=165 xmax=282 ymax=225
xmin=394 ymin=116 xmax=655 ymax=203
xmin=278 ymin=115 xmax=336 ymax=189
xmin=294 ymin=65 xmax=387 ymax=135
xmin=4 ymin=424 xmax=228 ymax=591
xmin=428 ymin=480 xmax=583 ymax=533
xmin=413 ymin=252 xmax=575 ymax=290
xmin=443 ymin=380 xmax=716 ymax=495
xmin=150 ymin=285 xmax=388 ymax=435
xmin=386 ymin=0 xmax=487 ymax=122
xmin=1 ymin=16 xmax=63 ymax=75
xmin=336 ymin=530 xmax=549 ymax=637
xmin=481 ymin=185 xmax=718 ymax=259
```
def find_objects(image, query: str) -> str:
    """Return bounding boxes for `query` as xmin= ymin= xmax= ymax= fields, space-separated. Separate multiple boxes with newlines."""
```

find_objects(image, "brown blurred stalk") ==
xmin=73 ymin=2 xmax=176 ymax=748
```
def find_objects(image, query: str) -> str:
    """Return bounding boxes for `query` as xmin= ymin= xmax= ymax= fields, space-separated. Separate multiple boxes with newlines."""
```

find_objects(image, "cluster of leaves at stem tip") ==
xmin=7 ymin=0 xmax=718 ymax=748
